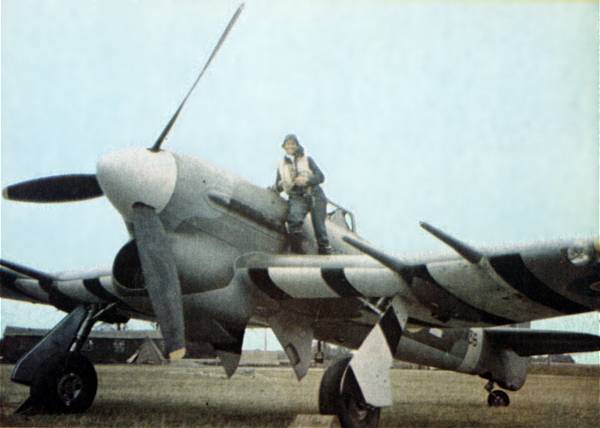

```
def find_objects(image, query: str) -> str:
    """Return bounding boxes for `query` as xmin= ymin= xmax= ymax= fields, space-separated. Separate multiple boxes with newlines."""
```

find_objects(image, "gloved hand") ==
xmin=294 ymin=176 xmax=309 ymax=186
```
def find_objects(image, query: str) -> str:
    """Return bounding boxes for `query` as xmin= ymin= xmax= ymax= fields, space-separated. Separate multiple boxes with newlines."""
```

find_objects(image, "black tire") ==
xmin=30 ymin=352 xmax=97 ymax=413
xmin=319 ymin=357 xmax=381 ymax=428
xmin=320 ymin=357 xmax=352 ymax=414
xmin=487 ymin=390 xmax=510 ymax=407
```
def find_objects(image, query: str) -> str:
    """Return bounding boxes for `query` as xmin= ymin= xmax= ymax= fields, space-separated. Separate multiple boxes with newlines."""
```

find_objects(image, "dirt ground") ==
xmin=1 ymin=364 xmax=598 ymax=428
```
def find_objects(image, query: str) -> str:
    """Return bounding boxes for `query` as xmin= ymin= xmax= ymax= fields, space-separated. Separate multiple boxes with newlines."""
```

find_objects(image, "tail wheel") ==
xmin=487 ymin=390 xmax=510 ymax=407
xmin=319 ymin=357 xmax=381 ymax=428
xmin=30 ymin=352 xmax=97 ymax=413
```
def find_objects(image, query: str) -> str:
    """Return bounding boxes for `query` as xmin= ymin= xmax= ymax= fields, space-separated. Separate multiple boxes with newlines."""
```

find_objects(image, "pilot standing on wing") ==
xmin=272 ymin=134 xmax=333 ymax=255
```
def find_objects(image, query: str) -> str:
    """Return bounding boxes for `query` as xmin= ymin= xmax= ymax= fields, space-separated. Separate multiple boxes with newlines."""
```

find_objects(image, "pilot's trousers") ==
xmin=287 ymin=191 xmax=331 ymax=254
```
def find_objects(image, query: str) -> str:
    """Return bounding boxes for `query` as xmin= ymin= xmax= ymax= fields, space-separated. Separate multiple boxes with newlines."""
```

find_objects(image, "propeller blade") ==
xmin=150 ymin=3 xmax=245 ymax=152
xmin=2 ymin=174 xmax=103 ymax=203
xmin=131 ymin=203 xmax=186 ymax=359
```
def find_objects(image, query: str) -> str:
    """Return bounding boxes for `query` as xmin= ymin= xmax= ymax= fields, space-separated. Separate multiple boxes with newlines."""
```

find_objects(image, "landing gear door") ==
xmin=327 ymin=200 xmax=356 ymax=232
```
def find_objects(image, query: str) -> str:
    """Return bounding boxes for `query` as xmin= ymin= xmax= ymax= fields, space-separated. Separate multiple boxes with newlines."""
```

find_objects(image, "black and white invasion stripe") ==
xmin=247 ymin=266 xmax=402 ymax=300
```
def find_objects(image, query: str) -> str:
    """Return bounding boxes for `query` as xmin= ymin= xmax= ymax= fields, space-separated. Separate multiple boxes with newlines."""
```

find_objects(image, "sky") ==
xmin=1 ymin=0 xmax=598 ymax=362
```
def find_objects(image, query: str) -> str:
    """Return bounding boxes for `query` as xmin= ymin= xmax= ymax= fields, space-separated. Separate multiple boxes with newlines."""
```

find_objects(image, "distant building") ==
xmin=531 ymin=354 xmax=575 ymax=364
xmin=239 ymin=350 xmax=280 ymax=366
xmin=127 ymin=338 xmax=166 ymax=364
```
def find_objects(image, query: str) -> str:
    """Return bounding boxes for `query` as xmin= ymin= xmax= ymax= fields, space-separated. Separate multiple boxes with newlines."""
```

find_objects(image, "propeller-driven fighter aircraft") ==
xmin=2 ymin=5 xmax=600 ymax=428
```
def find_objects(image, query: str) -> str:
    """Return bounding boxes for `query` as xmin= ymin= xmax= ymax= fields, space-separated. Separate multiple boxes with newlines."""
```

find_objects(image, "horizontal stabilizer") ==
xmin=486 ymin=328 xmax=600 ymax=356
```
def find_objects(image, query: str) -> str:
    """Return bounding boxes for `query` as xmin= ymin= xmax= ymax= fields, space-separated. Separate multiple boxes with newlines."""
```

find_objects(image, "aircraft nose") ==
xmin=96 ymin=148 xmax=177 ymax=219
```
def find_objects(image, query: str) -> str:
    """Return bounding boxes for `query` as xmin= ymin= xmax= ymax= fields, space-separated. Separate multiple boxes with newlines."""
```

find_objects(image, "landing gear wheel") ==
xmin=30 ymin=352 xmax=97 ymax=413
xmin=487 ymin=390 xmax=510 ymax=407
xmin=319 ymin=357 xmax=381 ymax=428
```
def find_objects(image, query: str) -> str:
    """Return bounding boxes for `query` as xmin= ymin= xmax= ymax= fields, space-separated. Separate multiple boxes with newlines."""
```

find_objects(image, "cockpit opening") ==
xmin=327 ymin=199 xmax=356 ymax=232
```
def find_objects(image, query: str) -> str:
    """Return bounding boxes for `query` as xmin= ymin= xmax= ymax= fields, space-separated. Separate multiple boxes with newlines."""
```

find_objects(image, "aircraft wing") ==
xmin=236 ymin=248 xmax=600 ymax=391
xmin=0 ymin=259 xmax=134 ymax=323
xmin=1 ymin=260 xmax=58 ymax=306
xmin=237 ymin=235 xmax=600 ymax=329
xmin=236 ymin=234 xmax=600 ymax=384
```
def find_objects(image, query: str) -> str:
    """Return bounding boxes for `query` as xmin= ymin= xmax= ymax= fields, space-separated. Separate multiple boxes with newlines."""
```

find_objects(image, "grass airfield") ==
xmin=1 ymin=364 xmax=598 ymax=428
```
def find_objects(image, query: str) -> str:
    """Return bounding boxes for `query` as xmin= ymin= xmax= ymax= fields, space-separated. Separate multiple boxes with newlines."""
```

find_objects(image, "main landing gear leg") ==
xmin=12 ymin=304 xmax=109 ymax=415
xmin=485 ymin=380 xmax=510 ymax=407
xmin=318 ymin=297 xmax=408 ymax=428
